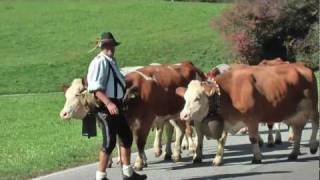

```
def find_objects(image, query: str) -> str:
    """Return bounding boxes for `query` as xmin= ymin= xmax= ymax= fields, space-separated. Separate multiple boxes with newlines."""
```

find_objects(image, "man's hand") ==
xmin=94 ymin=90 xmax=119 ymax=115
xmin=106 ymin=101 xmax=119 ymax=115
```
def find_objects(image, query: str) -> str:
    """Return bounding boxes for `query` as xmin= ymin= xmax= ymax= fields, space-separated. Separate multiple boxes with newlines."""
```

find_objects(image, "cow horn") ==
xmin=124 ymin=86 xmax=138 ymax=101
xmin=202 ymin=81 xmax=219 ymax=96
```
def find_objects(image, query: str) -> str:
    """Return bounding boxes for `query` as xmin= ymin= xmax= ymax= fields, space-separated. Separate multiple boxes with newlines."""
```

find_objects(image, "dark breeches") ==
xmin=97 ymin=99 xmax=133 ymax=155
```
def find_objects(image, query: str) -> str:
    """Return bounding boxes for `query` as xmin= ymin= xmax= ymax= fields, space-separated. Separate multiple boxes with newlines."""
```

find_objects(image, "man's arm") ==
xmin=95 ymin=90 xmax=119 ymax=115
xmin=87 ymin=59 xmax=119 ymax=115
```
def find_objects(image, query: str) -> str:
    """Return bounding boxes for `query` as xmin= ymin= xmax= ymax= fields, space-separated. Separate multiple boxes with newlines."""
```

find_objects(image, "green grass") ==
xmin=0 ymin=0 xmax=229 ymax=95
xmin=0 ymin=93 xmax=157 ymax=180
xmin=0 ymin=93 xmax=99 ymax=180
xmin=0 ymin=0 xmax=229 ymax=179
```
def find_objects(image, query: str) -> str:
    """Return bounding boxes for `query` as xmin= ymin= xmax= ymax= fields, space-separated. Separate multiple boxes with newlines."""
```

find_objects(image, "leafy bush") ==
xmin=213 ymin=0 xmax=319 ymax=68
xmin=294 ymin=22 xmax=319 ymax=70
xmin=166 ymin=0 xmax=234 ymax=2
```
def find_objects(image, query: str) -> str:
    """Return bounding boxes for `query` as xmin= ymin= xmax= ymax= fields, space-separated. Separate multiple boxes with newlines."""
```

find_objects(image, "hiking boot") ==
xmin=123 ymin=172 xmax=147 ymax=180
xmin=95 ymin=177 xmax=109 ymax=180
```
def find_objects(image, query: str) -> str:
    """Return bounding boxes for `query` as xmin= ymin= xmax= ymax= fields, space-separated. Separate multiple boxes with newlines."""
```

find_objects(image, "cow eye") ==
xmin=75 ymin=93 xmax=81 ymax=97
xmin=195 ymin=97 xmax=200 ymax=101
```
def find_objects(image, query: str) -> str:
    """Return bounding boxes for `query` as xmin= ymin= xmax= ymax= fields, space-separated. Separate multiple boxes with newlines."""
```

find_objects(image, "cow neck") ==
xmin=79 ymin=92 xmax=91 ymax=112
xmin=206 ymin=78 xmax=221 ymax=118
xmin=79 ymin=92 xmax=100 ymax=113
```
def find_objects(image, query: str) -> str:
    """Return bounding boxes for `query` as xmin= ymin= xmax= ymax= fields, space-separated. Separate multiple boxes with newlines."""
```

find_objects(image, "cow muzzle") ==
xmin=180 ymin=111 xmax=191 ymax=121
xmin=60 ymin=110 xmax=72 ymax=120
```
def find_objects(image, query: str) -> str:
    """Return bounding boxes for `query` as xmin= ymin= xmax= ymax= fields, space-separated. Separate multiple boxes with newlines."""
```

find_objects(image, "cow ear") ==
xmin=62 ymin=85 xmax=70 ymax=94
xmin=175 ymin=87 xmax=186 ymax=97
xmin=201 ymin=82 xmax=215 ymax=96
xmin=81 ymin=76 xmax=88 ymax=88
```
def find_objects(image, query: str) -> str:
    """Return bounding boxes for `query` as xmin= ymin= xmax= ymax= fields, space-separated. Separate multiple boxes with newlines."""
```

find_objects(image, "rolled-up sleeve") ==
xmin=87 ymin=58 xmax=108 ymax=92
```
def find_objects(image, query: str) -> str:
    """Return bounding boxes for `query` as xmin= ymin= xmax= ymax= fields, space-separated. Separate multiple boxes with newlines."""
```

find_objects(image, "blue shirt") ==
xmin=87 ymin=52 xmax=126 ymax=99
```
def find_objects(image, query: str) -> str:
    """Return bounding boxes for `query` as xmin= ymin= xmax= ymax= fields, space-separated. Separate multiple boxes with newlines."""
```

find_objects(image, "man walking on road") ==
xmin=87 ymin=32 xmax=147 ymax=180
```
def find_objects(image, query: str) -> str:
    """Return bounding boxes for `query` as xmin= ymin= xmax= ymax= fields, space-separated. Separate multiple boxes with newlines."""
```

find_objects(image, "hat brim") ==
xmin=100 ymin=39 xmax=120 ymax=46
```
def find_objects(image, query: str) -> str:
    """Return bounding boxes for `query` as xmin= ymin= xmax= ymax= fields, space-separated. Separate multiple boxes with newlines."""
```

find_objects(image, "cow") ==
xmin=123 ymin=61 xmax=205 ymax=170
xmin=220 ymin=59 xmax=293 ymax=147
xmin=176 ymin=62 xmax=319 ymax=165
xmin=258 ymin=58 xmax=293 ymax=145
xmin=60 ymin=61 xmax=205 ymax=170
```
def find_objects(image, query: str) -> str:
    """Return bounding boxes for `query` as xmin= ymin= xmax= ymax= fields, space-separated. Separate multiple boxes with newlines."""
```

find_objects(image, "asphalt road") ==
xmin=33 ymin=123 xmax=319 ymax=180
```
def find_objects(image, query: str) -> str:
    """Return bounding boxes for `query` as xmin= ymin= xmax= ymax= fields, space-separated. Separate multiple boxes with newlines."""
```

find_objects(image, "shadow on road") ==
xmin=150 ymin=142 xmax=293 ymax=166
xmin=181 ymin=171 xmax=291 ymax=180
xmin=165 ymin=153 xmax=316 ymax=171
xmin=239 ymin=126 xmax=312 ymax=135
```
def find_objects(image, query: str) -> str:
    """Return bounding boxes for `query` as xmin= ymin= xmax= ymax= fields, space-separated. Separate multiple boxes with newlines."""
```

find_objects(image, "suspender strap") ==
xmin=107 ymin=61 xmax=125 ymax=98
xmin=105 ymin=63 xmax=111 ymax=87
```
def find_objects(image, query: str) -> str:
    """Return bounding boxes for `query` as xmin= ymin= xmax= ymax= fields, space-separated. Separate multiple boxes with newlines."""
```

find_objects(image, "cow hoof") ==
xmin=154 ymin=150 xmax=162 ymax=158
xmin=143 ymin=163 xmax=148 ymax=168
xmin=134 ymin=160 xmax=144 ymax=171
xmin=212 ymin=159 xmax=223 ymax=166
xmin=193 ymin=157 xmax=202 ymax=164
xmin=267 ymin=143 xmax=274 ymax=148
xmin=310 ymin=140 xmax=319 ymax=154
xmin=164 ymin=153 xmax=172 ymax=161
xmin=258 ymin=141 xmax=264 ymax=147
xmin=310 ymin=144 xmax=319 ymax=154
xmin=310 ymin=148 xmax=318 ymax=154
xmin=134 ymin=165 xmax=143 ymax=171
xmin=107 ymin=163 xmax=112 ymax=168
xmin=172 ymin=155 xmax=182 ymax=162
xmin=288 ymin=154 xmax=298 ymax=160
xmin=275 ymin=139 xmax=282 ymax=144
xmin=251 ymin=158 xmax=262 ymax=164
xmin=212 ymin=161 xmax=223 ymax=166
xmin=288 ymin=137 xmax=294 ymax=143
xmin=189 ymin=149 xmax=196 ymax=155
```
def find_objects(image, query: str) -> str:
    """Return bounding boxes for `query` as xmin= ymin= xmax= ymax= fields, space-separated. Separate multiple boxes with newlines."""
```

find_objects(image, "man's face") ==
xmin=105 ymin=44 xmax=115 ymax=57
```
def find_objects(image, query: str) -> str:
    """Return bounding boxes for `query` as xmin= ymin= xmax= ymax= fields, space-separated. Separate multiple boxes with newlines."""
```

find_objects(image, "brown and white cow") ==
xmin=60 ymin=61 xmax=205 ymax=170
xmin=123 ymin=61 xmax=205 ymax=170
xmin=258 ymin=58 xmax=293 ymax=145
xmin=236 ymin=58 xmax=292 ymax=145
xmin=176 ymin=63 xmax=319 ymax=164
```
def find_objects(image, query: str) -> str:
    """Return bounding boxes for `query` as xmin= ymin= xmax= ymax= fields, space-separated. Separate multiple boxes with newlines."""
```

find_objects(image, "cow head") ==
xmin=60 ymin=79 xmax=89 ymax=120
xmin=176 ymin=80 xmax=218 ymax=122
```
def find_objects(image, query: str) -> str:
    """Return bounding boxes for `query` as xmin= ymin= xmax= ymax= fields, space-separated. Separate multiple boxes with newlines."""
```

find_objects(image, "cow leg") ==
xmin=193 ymin=121 xmax=204 ymax=163
xmin=193 ymin=133 xmax=198 ymax=147
xmin=153 ymin=121 xmax=165 ymax=157
xmin=169 ymin=119 xmax=185 ymax=162
xmin=213 ymin=130 xmax=228 ymax=166
xmin=164 ymin=121 xmax=174 ymax=160
xmin=247 ymin=122 xmax=262 ymax=164
xmin=182 ymin=135 xmax=188 ymax=150
xmin=274 ymin=123 xmax=282 ymax=144
xmin=258 ymin=134 xmax=264 ymax=147
xmin=267 ymin=123 xmax=275 ymax=147
xmin=185 ymin=121 xmax=196 ymax=154
xmin=288 ymin=125 xmax=294 ymax=143
xmin=116 ymin=137 xmax=121 ymax=165
xmin=107 ymin=157 xmax=113 ymax=168
xmin=288 ymin=126 xmax=303 ymax=160
xmin=134 ymin=126 xmax=151 ymax=171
